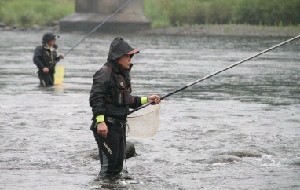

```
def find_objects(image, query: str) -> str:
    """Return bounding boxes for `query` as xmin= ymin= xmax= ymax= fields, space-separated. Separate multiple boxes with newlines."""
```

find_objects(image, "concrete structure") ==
xmin=59 ymin=0 xmax=150 ymax=33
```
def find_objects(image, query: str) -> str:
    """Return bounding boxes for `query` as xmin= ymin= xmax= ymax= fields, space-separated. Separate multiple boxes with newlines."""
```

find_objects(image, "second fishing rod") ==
xmin=48 ymin=0 xmax=133 ymax=85
xmin=63 ymin=0 xmax=133 ymax=57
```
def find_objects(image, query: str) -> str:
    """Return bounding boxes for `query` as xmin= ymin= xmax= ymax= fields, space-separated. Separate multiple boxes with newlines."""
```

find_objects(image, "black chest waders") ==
xmin=37 ymin=48 xmax=58 ymax=86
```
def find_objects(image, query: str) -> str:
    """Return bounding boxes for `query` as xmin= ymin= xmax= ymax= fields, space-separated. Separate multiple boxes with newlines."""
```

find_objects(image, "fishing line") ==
xmin=129 ymin=34 xmax=300 ymax=114
xmin=64 ymin=0 xmax=133 ymax=56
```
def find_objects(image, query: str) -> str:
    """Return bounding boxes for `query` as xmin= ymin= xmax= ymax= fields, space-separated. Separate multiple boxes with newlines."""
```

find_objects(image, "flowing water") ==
xmin=0 ymin=31 xmax=299 ymax=190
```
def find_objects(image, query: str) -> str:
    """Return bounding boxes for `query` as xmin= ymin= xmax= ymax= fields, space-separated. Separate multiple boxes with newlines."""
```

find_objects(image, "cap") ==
xmin=42 ymin=32 xmax=59 ymax=44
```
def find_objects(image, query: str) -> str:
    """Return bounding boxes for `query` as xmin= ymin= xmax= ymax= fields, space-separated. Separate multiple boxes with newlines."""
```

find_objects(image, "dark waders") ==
xmin=93 ymin=117 xmax=127 ymax=178
xmin=38 ymin=70 xmax=54 ymax=86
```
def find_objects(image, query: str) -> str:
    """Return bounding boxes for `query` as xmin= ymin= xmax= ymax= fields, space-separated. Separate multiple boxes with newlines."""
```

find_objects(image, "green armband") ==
xmin=96 ymin=115 xmax=104 ymax=123
xmin=141 ymin=97 xmax=148 ymax=105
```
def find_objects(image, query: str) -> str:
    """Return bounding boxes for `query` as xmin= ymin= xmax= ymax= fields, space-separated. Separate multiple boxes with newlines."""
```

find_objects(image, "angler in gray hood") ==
xmin=90 ymin=37 xmax=161 ymax=178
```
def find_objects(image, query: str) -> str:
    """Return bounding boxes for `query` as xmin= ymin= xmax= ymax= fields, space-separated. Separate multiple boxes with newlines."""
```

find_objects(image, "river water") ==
xmin=0 ymin=31 xmax=299 ymax=190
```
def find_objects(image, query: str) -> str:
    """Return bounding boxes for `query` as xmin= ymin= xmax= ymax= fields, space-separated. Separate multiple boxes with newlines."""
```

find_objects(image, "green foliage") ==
xmin=144 ymin=0 xmax=300 ymax=27
xmin=0 ymin=0 xmax=74 ymax=27
xmin=144 ymin=0 xmax=170 ymax=27
xmin=205 ymin=0 xmax=235 ymax=24
xmin=1 ymin=0 xmax=299 ymax=28
xmin=235 ymin=0 xmax=300 ymax=25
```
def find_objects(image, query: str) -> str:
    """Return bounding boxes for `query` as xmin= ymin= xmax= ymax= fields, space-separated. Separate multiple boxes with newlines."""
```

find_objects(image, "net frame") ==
xmin=127 ymin=104 xmax=160 ymax=138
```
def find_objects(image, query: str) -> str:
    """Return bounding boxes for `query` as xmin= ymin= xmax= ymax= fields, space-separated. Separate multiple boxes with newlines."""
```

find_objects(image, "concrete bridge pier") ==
xmin=59 ymin=0 xmax=150 ymax=33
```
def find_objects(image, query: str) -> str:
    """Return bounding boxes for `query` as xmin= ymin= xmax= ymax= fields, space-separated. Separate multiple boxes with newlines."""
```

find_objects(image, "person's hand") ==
xmin=42 ymin=67 xmax=49 ymax=73
xmin=148 ymin=95 xmax=161 ymax=104
xmin=97 ymin=122 xmax=108 ymax=138
xmin=59 ymin=54 xmax=64 ymax=59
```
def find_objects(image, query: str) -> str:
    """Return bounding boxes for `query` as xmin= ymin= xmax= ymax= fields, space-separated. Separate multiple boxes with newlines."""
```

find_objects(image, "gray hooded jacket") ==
xmin=89 ymin=38 xmax=142 ymax=124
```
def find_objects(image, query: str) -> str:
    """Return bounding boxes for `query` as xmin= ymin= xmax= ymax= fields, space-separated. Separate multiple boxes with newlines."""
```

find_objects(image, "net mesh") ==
xmin=127 ymin=104 xmax=160 ymax=138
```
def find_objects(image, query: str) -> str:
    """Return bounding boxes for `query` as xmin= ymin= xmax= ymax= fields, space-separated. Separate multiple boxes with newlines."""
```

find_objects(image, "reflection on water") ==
xmin=0 ymin=31 xmax=299 ymax=189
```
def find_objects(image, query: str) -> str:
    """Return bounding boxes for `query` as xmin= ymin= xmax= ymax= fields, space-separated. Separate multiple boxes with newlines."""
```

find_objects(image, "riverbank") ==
xmin=1 ymin=23 xmax=299 ymax=38
xmin=0 ymin=0 xmax=74 ymax=28
xmin=0 ymin=22 xmax=59 ymax=32
xmin=144 ymin=0 xmax=300 ymax=27
xmin=144 ymin=24 xmax=300 ymax=37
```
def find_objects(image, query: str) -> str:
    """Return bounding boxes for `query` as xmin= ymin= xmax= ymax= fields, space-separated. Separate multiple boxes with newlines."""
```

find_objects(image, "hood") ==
xmin=107 ymin=37 xmax=139 ymax=61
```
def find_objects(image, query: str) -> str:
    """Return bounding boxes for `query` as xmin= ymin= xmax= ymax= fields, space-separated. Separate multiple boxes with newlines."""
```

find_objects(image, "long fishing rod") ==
xmin=64 ymin=0 xmax=133 ymax=56
xmin=129 ymin=34 xmax=300 ymax=115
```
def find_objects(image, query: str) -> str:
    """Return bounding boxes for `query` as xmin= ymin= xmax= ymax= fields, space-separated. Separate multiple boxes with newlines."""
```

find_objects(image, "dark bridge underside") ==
xmin=60 ymin=13 xmax=150 ymax=33
xmin=59 ymin=0 xmax=150 ymax=33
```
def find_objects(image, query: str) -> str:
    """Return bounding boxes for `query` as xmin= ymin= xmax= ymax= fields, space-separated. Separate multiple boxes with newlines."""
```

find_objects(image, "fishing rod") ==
xmin=64 ymin=0 xmax=133 ymax=56
xmin=129 ymin=34 xmax=300 ymax=115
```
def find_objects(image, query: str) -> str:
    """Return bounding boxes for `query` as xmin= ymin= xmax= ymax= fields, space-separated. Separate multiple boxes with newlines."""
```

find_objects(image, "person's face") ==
xmin=117 ymin=54 xmax=132 ymax=70
xmin=47 ymin=39 xmax=56 ymax=47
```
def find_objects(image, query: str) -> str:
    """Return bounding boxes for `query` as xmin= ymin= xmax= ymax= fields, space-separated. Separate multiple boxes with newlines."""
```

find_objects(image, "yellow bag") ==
xmin=54 ymin=64 xmax=64 ymax=85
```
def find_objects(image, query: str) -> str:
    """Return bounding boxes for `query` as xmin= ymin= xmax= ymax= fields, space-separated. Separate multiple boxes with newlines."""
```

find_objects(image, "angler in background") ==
xmin=33 ymin=32 xmax=64 ymax=87
xmin=90 ymin=37 xmax=160 ymax=179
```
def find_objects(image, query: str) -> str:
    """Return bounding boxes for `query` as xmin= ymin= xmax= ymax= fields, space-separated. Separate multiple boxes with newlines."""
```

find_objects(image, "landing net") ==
xmin=127 ymin=104 xmax=160 ymax=138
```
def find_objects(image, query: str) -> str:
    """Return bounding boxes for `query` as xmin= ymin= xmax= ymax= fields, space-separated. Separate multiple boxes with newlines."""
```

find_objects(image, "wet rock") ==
xmin=291 ymin=161 xmax=300 ymax=166
xmin=219 ymin=151 xmax=262 ymax=158
xmin=0 ymin=23 xmax=5 ymax=28
xmin=3 ymin=26 xmax=12 ymax=31
xmin=286 ymin=157 xmax=300 ymax=166
xmin=18 ymin=27 xmax=26 ymax=31
xmin=3 ymin=25 xmax=17 ymax=31
xmin=126 ymin=142 xmax=137 ymax=159
xmin=19 ymin=122 xmax=27 ymax=126
xmin=209 ymin=155 xmax=242 ymax=164
xmin=89 ymin=149 xmax=99 ymax=160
